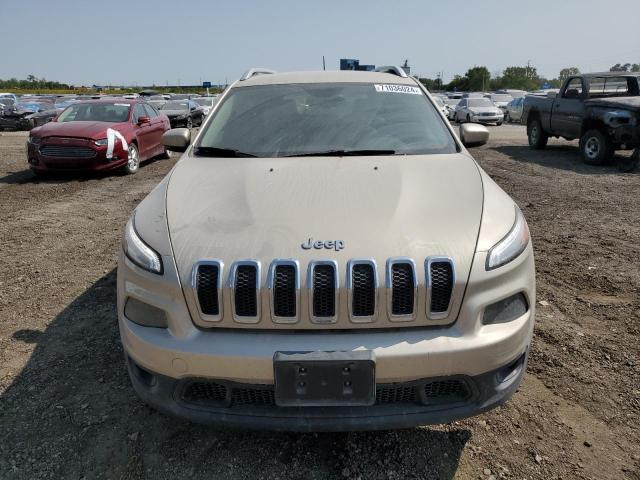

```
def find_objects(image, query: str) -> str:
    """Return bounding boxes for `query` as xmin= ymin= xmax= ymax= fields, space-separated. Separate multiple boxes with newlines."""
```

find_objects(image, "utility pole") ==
xmin=322 ymin=56 xmax=326 ymax=71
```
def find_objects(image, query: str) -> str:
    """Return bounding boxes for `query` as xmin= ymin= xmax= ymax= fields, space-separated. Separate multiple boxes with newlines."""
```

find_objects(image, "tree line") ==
xmin=420 ymin=62 xmax=640 ymax=92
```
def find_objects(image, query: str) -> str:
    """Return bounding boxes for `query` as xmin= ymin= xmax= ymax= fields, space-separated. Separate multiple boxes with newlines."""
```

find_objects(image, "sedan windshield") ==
xmin=468 ymin=98 xmax=493 ymax=108
xmin=194 ymin=98 xmax=216 ymax=107
xmin=490 ymin=94 xmax=512 ymax=102
xmin=57 ymin=103 xmax=130 ymax=122
xmin=196 ymin=83 xmax=457 ymax=157
xmin=161 ymin=101 xmax=189 ymax=110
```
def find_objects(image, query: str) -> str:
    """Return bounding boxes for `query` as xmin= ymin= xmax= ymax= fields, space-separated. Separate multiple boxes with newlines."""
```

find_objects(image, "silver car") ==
xmin=505 ymin=97 xmax=525 ymax=123
xmin=118 ymin=68 xmax=535 ymax=431
xmin=455 ymin=97 xmax=504 ymax=125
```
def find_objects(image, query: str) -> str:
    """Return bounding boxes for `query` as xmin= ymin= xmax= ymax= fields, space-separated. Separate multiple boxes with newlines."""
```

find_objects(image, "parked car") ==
xmin=486 ymin=93 xmax=513 ymax=115
xmin=523 ymin=72 xmax=640 ymax=170
xmin=444 ymin=98 xmax=459 ymax=120
xmin=0 ymin=100 xmax=50 ymax=131
xmin=118 ymin=68 xmax=535 ymax=431
xmin=159 ymin=100 xmax=204 ymax=128
xmin=432 ymin=96 xmax=450 ymax=117
xmin=192 ymin=96 xmax=219 ymax=116
xmin=505 ymin=97 xmax=525 ymax=123
xmin=27 ymin=99 xmax=170 ymax=175
xmin=455 ymin=97 xmax=504 ymax=125
xmin=24 ymin=98 xmax=81 ymax=128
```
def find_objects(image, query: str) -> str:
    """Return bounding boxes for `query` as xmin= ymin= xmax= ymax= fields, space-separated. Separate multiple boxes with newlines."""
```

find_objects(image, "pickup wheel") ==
xmin=579 ymin=129 xmax=612 ymax=165
xmin=527 ymin=118 xmax=548 ymax=149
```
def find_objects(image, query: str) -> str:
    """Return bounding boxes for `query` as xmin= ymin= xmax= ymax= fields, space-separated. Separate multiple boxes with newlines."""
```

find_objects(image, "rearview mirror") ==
xmin=162 ymin=128 xmax=191 ymax=152
xmin=460 ymin=123 xmax=489 ymax=147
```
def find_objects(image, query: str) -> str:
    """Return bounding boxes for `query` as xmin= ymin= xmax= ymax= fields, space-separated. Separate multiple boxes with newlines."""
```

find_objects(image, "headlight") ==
xmin=28 ymin=136 xmax=41 ymax=144
xmin=486 ymin=207 xmax=530 ymax=270
xmin=122 ymin=216 xmax=163 ymax=274
xmin=94 ymin=138 xmax=108 ymax=146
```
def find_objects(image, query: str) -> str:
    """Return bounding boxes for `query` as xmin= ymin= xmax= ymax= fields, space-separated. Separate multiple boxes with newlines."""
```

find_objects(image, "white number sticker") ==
xmin=374 ymin=84 xmax=422 ymax=95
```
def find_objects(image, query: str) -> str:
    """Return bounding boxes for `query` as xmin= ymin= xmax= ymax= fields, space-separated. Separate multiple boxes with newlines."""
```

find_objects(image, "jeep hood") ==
xmin=166 ymin=154 xmax=484 ymax=301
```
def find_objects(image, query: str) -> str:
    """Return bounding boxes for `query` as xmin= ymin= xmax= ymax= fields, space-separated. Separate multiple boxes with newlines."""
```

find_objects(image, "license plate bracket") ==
xmin=274 ymin=351 xmax=375 ymax=407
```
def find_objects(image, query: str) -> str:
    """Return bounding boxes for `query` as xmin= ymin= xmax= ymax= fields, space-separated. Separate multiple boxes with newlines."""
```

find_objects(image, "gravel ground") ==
xmin=0 ymin=125 xmax=638 ymax=480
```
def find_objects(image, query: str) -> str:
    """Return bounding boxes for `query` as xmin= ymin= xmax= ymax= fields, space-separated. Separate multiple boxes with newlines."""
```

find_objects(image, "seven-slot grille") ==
xmin=39 ymin=145 xmax=97 ymax=158
xmin=194 ymin=257 xmax=455 ymax=324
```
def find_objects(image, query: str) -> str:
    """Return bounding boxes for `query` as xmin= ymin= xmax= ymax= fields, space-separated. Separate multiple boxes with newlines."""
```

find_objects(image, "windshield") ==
xmin=161 ymin=101 xmax=189 ymax=110
xmin=468 ymin=98 xmax=493 ymax=108
xmin=57 ymin=103 xmax=130 ymax=122
xmin=194 ymin=98 xmax=215 ymax=107
xmin=490 ymin=94 xmax=512 ymax=102
xmin=197 ymin=83 xmax=457 ymax=157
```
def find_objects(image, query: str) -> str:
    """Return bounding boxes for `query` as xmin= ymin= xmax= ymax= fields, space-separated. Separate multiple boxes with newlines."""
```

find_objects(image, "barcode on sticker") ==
xmin=374 ymin=84 xmax=422 ymax=95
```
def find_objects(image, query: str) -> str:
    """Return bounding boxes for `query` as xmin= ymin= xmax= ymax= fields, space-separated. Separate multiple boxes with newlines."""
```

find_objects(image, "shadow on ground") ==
xmin=1 ymin=271 xmax=470 ymax=480
xmin=494 ymin=145 xmax=638 ymax=174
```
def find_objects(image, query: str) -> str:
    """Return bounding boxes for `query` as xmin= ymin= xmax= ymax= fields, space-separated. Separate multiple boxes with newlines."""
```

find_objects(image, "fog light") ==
xmin=124 ymin=297 xmax=168 ymax=328
xmin=483 ymin=293 xmax=528 ymax=325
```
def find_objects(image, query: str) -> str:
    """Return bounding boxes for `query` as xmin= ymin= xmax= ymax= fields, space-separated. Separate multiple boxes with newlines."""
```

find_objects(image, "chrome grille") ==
xmin=273 ymin=264 xmax=296 ymax=317
xmin=311 ymin=262 xmax=337 ymax=320
xmin=348 ymin=260 xmax=377 ymax=320
xmin=387 ymin=259 xmax=417 ymax=319
xmin=193 ymin=260 xmax=223 ymax=321
xmin=40 ymin=145 xmax=96 ymax=158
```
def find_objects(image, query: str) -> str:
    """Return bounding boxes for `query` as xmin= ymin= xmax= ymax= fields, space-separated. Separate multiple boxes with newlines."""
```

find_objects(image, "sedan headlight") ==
xmin=486 ymin=207 xmax=530 ymax=270
xmin=122 ymin=216 xmax=163 ymax=274
xmin=28 ymin=135 xmax=41 ymax=144
xmin=94 ymin=138 xmax=108 ymax=146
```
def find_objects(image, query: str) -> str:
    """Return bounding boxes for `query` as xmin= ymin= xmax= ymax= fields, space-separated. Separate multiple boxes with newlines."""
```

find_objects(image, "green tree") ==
xmin=465 ymin=66 xmax=491 ymax=91
xmin=499 ymin=66 xmax=540 ymax=90
xmin=559 ymin=67 xmax=580 ymax=83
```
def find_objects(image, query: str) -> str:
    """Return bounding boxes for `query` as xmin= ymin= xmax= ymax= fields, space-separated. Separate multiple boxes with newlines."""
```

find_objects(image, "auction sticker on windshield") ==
xmin=374 ymin=84 xmax=422 ymax=95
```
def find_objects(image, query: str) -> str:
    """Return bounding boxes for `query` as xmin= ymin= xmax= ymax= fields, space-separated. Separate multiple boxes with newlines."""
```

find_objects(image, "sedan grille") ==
xmin=39 ymin=145 xmax=96 ymax=158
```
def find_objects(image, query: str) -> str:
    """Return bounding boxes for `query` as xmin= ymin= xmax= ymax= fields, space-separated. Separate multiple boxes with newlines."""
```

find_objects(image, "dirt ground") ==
xmin=0 ymin=125 xmax=638 ymax=480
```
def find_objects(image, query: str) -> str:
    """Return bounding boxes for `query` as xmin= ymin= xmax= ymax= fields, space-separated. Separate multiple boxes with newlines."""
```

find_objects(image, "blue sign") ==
xmin=541 ymin=82 xmax=551 ymax=89
xmin=202 ymin=81 xmax=212 ymax=88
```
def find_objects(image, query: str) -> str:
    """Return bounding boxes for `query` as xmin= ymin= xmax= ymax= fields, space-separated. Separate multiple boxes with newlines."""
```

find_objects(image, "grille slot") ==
xmin=195 ymin=263 xmax=221 ymax=316
xmin=311 ymin=263 xmax=337 ymax=319
xmin=233 ymin=264 xmax=258 ymax=318
xmin=390 ymin=262 xmax=415 ymax=316
xmin=231 ymin=387 xmax=275 ymax=406
xmin=426 ymin=257 xmax=455 ymax=318
xmin=182 ymin=382 xmax=228 ymax=406
xmin=376 ymin=385 xmax=417 ymax=404
xmin=351 ymin=263 xmax=376 ymax=317
xmin=273 ymin=264 xmax=297 ymax=318
xmin=40 ymin=145 xmax=96 ymax=158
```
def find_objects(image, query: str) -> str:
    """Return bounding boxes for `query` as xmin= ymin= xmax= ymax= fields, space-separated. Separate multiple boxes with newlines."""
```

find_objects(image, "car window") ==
xmin=467 ymin=98 xmax=493 ymax=107
xmin=197 ymin=82 xmax=458 ymax=157
xmin=564 ymin=78 xmax=583 ymax=98
xmin=588 ymin=76 xmax=632 ymax=97
xmin=132 ymin=104 xmax=147 ymax=122
xmin=143 ymin=104 xmax=158 ymax=118
xmin=57 ymin=103 xmax=130 ymax=122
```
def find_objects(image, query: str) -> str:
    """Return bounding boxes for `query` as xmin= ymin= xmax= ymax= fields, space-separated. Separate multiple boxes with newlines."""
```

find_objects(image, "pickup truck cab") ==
xmin=523 ymin=72 xmax=640 ymax=170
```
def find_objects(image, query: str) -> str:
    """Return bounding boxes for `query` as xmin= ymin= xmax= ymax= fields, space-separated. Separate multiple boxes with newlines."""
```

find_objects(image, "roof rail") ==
xmin=374 ymin=65 xmax=408 ymax=78
xmin=240 ymin=68 xmax=277 ymax=81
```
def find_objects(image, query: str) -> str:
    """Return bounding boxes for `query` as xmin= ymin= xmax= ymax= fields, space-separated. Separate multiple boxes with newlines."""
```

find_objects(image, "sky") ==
xmin=1 ymin=0 xmax=639 ymax=86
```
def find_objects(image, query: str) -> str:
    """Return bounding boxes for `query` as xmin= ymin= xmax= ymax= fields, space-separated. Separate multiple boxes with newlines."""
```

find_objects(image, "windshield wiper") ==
xmin=193 ymin=146 xmax=257 ymax=158
xmin=285 ymin=149 xmax=396 ymax=157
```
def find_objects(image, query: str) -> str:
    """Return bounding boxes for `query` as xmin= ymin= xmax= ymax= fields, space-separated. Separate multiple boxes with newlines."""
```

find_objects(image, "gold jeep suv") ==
xmin=118 ymin=66 xmax=535 ymax=431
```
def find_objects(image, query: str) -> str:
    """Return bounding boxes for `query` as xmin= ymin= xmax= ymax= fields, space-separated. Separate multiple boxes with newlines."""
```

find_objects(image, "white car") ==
xmin=193 ymin=96 xmax=219 ymax=116
xmin=455 ymin=98 xmax=504 ymax=125
xmin=432 ymin=96 xmax=450 ymax=117
xmin=487 ymin=93 xmax=513 ymax=116
xmin=444 ymin=98 xmax=460 ymax=120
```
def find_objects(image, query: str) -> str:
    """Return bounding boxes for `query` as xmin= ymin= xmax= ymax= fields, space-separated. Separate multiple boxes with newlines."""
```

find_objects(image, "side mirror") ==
xmin=162 ymin=128 xmax=191 ymax=152
xmin=564 ymin=89 xmax=579 ymax=99
xmin=460 ymin=123 xmax=489 ymax=147
xmin=137 ymin=115 xmax=150 ymax=125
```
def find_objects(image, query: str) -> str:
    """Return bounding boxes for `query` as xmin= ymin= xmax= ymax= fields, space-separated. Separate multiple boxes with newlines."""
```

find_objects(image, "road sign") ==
xmin=202 ymin=81 xmax=212 ymax=88
xmin=541 ymin=82 xmax=551 ymax=89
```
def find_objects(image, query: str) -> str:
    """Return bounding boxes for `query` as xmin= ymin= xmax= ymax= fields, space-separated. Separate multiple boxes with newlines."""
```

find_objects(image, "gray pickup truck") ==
xmin=522 ymin=72 xmax=640 ymax=170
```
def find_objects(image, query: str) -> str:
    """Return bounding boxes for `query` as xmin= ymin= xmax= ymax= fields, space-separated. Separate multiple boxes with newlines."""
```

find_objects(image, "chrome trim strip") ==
xmin=385 ymin=257 xmax=418 ymax=322
xmin=228 ymin=260 xmax=261 ymax=324
xmin=267 ymin=259 xmax=300 ymax=324
xmin=191 ymin=260 xmax=224 ymax=322
xmin=425 ymin=256 xmax=456 ymax=320
xmin=374 ymin=65 xmax=409 ymax=78
xmin=307 ymin=260 xmax=339 ymax=324
xmin=346 ymin=258 xmax=378 ymax=323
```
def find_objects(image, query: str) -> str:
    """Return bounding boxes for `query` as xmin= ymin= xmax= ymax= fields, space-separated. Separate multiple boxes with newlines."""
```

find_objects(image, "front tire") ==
xmin=579 ymin=129 xmax=611 ymax=165
xmin=527 ymin=118 xmax=548 ymax=149
xmin=122 ymin=144 xmax=140 ymax=175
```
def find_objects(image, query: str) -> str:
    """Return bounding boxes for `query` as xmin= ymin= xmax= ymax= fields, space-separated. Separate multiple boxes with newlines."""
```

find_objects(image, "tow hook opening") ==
xmin=496 ymin=353 xmax=526 ymax=384
xmin=128 ymin=356 xmax=157 ymax=388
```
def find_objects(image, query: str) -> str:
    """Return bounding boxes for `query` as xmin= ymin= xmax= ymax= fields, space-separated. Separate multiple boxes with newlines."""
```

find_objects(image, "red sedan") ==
xmin=27 ymin=99 xmax=171 ymax=175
